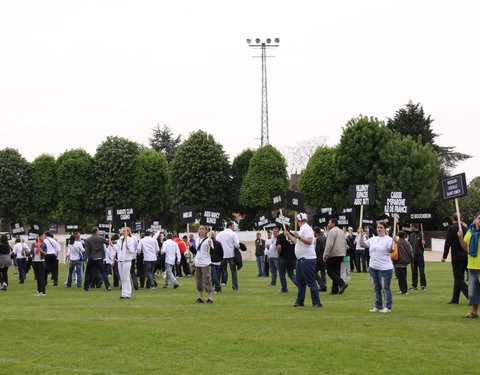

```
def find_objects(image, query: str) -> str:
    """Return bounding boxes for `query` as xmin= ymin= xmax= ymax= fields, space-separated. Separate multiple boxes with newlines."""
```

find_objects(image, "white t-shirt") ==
xmin=267 ymin=237 xmax=278 ymax=258
xmin=194 ymin=237 xmax=212 ymax=268
xmin=365 ymin=235 xmax=393 ymax=270
xmin=294 ymin=224 xmax=316 ymax=259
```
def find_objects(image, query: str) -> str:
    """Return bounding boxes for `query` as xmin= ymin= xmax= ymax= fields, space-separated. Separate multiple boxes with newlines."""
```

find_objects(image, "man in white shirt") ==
xmin=161 ymin=233 xmax=181 ymax=289
xmin=216 ymin=222 xmax=240 ymax=291
xmin=285 ymin=213 xmax=321 ymax=308
xmin=139 ymin=230 xmax=160 ymax=289
xmin=43 ymin=232 xmax=61 ymax=286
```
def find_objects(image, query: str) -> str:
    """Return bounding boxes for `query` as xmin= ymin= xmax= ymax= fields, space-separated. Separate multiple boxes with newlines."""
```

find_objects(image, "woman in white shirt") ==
xmin=66 ymin=233 xmax=85 ymax=288
xmin=113 ymin=227 xmax=137 ymax=299
xmin=193 ymin=225 xmax=214 ymax=304
xmin=12 ymin=238 xmax=29 ymax=284
xmin=359 ymin=222 xmax=394 ymax=313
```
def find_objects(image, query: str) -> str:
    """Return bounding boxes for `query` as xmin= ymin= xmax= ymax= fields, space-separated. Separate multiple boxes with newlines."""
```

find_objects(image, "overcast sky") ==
xmin=0 ymin=0 xmax=478 ymax=181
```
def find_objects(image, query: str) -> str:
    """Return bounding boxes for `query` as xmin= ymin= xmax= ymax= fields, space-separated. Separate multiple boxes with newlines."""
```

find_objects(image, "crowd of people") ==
xmin=1 ymin=211 xmax=479 ymax=318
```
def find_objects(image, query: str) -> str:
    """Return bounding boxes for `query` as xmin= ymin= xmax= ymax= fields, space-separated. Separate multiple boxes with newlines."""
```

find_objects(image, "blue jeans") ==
xmin=210 ymin=264 xmax=222 ymax=292
xmin=67 ymin=259 xmax=83 ymax=287
xmin=256 ymin=256 xmax=266 ymax=276
xmin=269 ymin=258 xmax=279 ymax=285
xmin=143 ymin=260 xmax=156 ymax=288
xmin=296 ymin=258 xmax=320 ymax=305
xmin=164 ymin=263 xmax=179 ymax=286
xmin=278 ymin=258 xmax=297 ymax=292
xmin=369 ymin=268 xmax=393 ymax=309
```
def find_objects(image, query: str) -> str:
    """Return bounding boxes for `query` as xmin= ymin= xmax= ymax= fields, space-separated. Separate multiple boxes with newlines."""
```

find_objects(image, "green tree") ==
xmin=459 ymin=177 xmax=480 ymax=224
xmin=387 ymin=100 xmax=470 ymax=172
xmin=377 ymin=134 xmax=440 ymax=210
xmin=0 ymin=148 xmax=32 ymax=230
xmin=239 ymin=145 xmax=289 ymax=211
xmin=56 ymin=149 xmax=95 ymax=225
xmin=133 ymin=149 xmax=169 ymax=220
xmin=169 ymin=130 xmax=230 ymax=213
xmin=298 ymin=146 xmax=337 ymax=207
xmin=228 ymin=148 xmax=255 ymax=214
xmin=91 ymin=136 xmax=140 ymax=212
xmin=335 ymin=116 xmax=392 ymax=207
xmin=149 ymin=124 xmax=182 ymax=162
xmin=31 ymin=154 xmax=57 ymax=221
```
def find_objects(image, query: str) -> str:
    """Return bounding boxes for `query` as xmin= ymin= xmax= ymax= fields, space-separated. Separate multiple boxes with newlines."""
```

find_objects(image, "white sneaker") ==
xmin=369 ymin=307 xmax=380 ymax=312
xmin=380 ymin=307 xmax=391 ymax=313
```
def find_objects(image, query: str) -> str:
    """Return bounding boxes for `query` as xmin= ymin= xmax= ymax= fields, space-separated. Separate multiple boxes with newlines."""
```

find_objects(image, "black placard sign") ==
xmin=286 ymin=190 xmax=305 ymax=212
xmin=179 ymin=205 xmax=196 ymax=225
xmin=313 ymin=215 xmax=328 ymax=227
xmin=349 ymin=184 xmax=376 ymax=206
xmin=65 ymin=223 xmax=79 ymax=232
xmin=114 ymin=207 xmax=135 ymax=222
xmin=441 ymin=173 xmax=468 ymax=200
xmin=132 ymin=220 xmax=145 ymax=232
xmin=442 ymin=222 xmax=449 ymax=228
xmin=29 ymin=222 xmax=41 ymax=234
xmin=106 ymin=207 xmax=114 ymax=223
xmin=48 ymin=223 xmax=58 ymax=234
xmin=362 ymin=217 xmax=374 ymax=226
xmin=409 ymin=212 xmax=432 ymax=223
xmin=98 ymin=223 xmax=110 ymax=230
xmin=382 ymin=191 xmax=411 ymax=214
xmin=255 ymin=213 xmax=271 ymax=229
xmin=199 ymin=208 xmax=222 ymax=227
xmin=338 ymin=211 xmax=352 ymax=228
xmin=11 ymin=222 xmax=25 ymax=235
xmin=376 ymin=215 xmax=390 ymax=224
xmin=5 ymin=233 xmax=12 ymax=240
xmin=28 ymin=233 xmax=37 ymax=240
xmin=275 ymin=212 xmax=292 ymax=228
xmin=270 ymin=190 xmax=285 ymax=210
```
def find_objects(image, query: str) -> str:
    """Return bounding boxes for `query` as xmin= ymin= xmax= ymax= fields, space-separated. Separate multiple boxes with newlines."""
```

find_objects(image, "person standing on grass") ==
xmin=442 ymin=213 xmax=469 ymax=304
xmin=266 ymin=227 xmax=279 ymax=287
xmin=114 ymin=227 xmax=137 ymax=299
xmin=0 ymin=235 xmax=12 ymax=291
xmin=408 ymin=223 xmax=427 ymax=291
xmin=209 ymin=231 xmax=224 ymax=293
xmin=43 ymin=232 xmax=60 ymax=286
xmin=285 ymin=214 xmax=321 ymax=308
xmin=193 ymin=225 xmax=214 ymax=303
xmin=393 ymin=231 xmax=413 ymax=295
xmin=354 ymin=229 xmax=368 ymax=273
xmin=84 ymin=226 xmax=111 ymax=292
xmin=12 ymin=238 xmax=29 ymax=284
xmin=358 ymin=222 xmax=394 ymax=313
xmin=216 ymin=222 xmax=240 ymax=291
xmin=161 ymin=233 xmax=181 ymax=289
xmin=138 ymin=230 xmax=160 ymax=289
xmin=458 ymin=210 xmax=480 ymax=319
xmin=276 ymin=224 xmax=297 ymax=293
xmin=66 ymin=233 xmax=85 ymax=288
xmin=255 ymin=232 xmax=266 ymax=277
xmin=30 ymin=234 xmax=47 ymax=296
xmin=314 ymin=227 xmax=327 ymax=292
xmin=323 ymin=218 xmax=348 ymax=295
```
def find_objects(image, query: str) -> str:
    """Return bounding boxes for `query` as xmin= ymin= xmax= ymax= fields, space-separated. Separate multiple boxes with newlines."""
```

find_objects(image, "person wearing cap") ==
xmin=285 ymin=213 xmax=321 ymax=307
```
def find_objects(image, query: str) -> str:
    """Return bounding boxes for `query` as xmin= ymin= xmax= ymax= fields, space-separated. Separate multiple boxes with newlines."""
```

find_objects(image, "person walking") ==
xmin=138 ymin=230 xmax=160 ymax=289
xmin=442 ymin=213 xmax=469 ymax=304
xmin=314 ymin=227 xmax=327 ymax=292
xmin=161 ymin=233 xmax=181 ymax=289
xmin=285 ymin=214 xmax=321 ymax=308
xmin=12 ymin=238 xmax=29 ymax=284
xmin=323 ymin=218 xmax=348 ymax=295
xmin=216 ymin=222 xmax=240 ymax=291
xmin=276 ymin=224 xmax=297 ymax=293
xmin=84 ymin=227 xmax=111 ymax=292
xmin=0 ymin=235 xmax=12 ymax=291
xmin=43 ymin=232 xmax=60 ymax=286
xmin=409 ymin=224 xmax=427 ymax=291
xmin=30 ymin=234 xmax=47 ymax=296
xmin=266 ymin=227 xmax=279 ymax=287
xmin=393 ymin=231 xmax=413 ymax=295
xmin=255 ymin=232 xmax=266 ymax=277
xmin=358 ymin=222 xmax=394 ymax=313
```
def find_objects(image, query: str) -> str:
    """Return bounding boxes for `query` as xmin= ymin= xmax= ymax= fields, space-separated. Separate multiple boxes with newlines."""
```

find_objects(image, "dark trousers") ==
xmin=395 ymin=266 xmax=408 ymax=293
xmin=32 ymin=262 xmax=46 ymax=294
xmin=113 ymin=263 xmax=120 ymax=287
xmin=411 ymin=254 xmax=426 ymax=288
xmin=278 ymin=258 xmax=297 ymax=292
xmin=326 ymin=256 xmax=346 ymax=294
xmin=84 ymin=259 xmax=111 ymax=291
xmin=220 ymin=259 xmax=229 ymax=284
xmin=144 ymin=260 xmax=156 ymax=288
xmin=176 ymin=254 xmax=191 ymax=277
xmin=296 ymin=258 xmax=320 ymax=305
xmin=315 ymin=258 xmax=327 ymax=290
xmin=220 ymin=258 xmax=238 ymax=290
xmin=210 ymin=263 xmax=222 ymax=292
xmin=17 ymin=258 xmax=27 ymax=283
xmin=130 ymin=259 xmax=138 ymax=289
xmin=355 ymin=250 xmax=367 ymax=272
xmin=0 ymin=267 xmax=8 ymax=285
xmin=264 ymin=255 xmax=269 ymax=276
xmin=450 ymin=258 xmax=469 ymax=303
xmin=44 ymin=254 xmax=58 ymax=284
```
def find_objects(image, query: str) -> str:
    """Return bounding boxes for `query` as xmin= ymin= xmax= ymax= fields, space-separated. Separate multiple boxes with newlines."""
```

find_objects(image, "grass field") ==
xmin=1 ymin=261 xmax=477 ymax=375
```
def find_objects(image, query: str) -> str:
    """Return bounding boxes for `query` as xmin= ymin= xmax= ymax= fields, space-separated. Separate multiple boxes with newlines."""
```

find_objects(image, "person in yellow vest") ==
xmin=459 ymin=211 xmax=480 ymax=318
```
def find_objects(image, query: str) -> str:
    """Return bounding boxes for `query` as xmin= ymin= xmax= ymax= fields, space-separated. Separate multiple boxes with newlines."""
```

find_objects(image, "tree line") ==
xmin=0 ymin=102 xmax=476 ymax=233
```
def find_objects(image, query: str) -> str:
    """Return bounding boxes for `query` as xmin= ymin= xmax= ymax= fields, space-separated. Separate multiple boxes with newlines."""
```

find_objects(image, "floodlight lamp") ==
xmin=255 ymin=38 xmax=261 ymax=43
xmin=266 ymin=38 xmax=271 ymax=44
xmin=274 ymin=38 xmax=280 ymax=43
xmin=246 ymin=39 xmax=252 ymax=44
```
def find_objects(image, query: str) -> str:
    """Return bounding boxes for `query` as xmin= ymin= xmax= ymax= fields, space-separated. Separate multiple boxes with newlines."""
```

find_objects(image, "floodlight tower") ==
xmin=247 ymin=38 xmax=280 ymax=147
